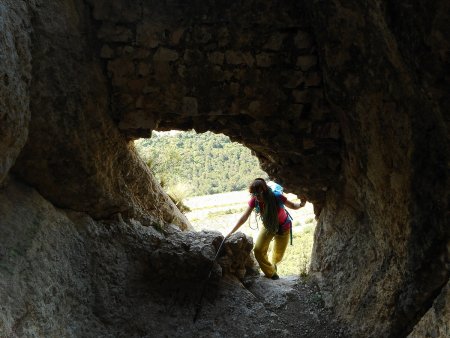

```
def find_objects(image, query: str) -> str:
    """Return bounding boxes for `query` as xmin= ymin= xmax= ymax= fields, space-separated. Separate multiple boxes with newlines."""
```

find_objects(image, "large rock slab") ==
xmin=0 ymin=179 xmax=347 ymax=337
xmin=0 ymin=179 xmax=257 ymax=337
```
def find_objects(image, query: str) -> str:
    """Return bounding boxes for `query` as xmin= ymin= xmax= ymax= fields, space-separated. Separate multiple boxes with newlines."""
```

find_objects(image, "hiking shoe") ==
xmin=271 ymin=273 xmax=280 ymax=280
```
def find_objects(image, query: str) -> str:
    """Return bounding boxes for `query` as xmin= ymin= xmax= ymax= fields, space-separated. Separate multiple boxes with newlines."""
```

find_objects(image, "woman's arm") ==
xmin=284 ymin=198 xmax=306 ymax=210
xmin=227 ymin=206 xmax=253 ymax=237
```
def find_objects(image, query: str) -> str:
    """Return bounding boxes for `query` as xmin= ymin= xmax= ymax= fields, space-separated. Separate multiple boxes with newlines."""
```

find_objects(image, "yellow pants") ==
xmin=254 ymin=228 xmax=290 ymax=277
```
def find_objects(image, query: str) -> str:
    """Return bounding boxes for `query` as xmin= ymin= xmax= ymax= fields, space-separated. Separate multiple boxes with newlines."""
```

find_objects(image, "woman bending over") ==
xmin=228 ymin=178 xmax=305 ymax=280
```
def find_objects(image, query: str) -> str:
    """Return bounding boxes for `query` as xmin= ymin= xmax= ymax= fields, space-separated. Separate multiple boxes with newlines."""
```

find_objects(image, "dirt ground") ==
xmin=186 ymin=274 xmax=349 ymax=338
xmin=243 ymin=275 xmax=349 ymax=338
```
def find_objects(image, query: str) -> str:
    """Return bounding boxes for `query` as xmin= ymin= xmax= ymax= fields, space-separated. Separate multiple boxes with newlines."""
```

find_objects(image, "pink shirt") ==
xmin=248 ymin=195 xmax=290 ymax=231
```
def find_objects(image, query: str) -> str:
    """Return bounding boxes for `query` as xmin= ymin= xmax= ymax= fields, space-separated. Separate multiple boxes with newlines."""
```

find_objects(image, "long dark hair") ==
xmin=249 ymin=178 xmax=279 ymax=234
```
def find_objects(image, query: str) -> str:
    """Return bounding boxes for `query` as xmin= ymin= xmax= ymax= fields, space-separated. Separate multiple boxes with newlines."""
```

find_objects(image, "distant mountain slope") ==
xmin=135 ymin=131 xmax=267 ymax=196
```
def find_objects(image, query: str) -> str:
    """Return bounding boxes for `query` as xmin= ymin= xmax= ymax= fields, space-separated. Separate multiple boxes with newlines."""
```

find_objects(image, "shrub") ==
xmin=168 ymin=183 xmax=192 ymax=212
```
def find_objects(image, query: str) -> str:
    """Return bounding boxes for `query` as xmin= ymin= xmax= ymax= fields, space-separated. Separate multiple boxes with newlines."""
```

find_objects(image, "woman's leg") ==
xmin=254 ymin=228 xmax=276 ymax=277
xmin=272 ymin=229 xmax=290 ymax=267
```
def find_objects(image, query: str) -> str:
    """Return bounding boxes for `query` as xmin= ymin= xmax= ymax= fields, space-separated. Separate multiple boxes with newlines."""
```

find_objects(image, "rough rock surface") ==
xmin=408 ymin=281 xmax=450 ymax=338
xmin=0 ymin=180 xmax=245 ymax=336
xmin=307 ymin=1 xmax=449 ymax=336
xmin=0 ymin=1 xmax=32 ymax=184
xmin=0 ymin=0 xmax=448 ymax=337
xmin=246 ymin=276 xmax=348 ymax=338
xmin=9 ymin=0 xmax=189 ymax=229
xmin=0 ymin=179 xmax=345 ymax=338
xmin=88 ymin=0 xmax=449 ymax=335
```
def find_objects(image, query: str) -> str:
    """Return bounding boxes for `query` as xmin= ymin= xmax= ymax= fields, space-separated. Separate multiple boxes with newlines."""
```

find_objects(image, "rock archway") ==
xmin=1 ymin=0 xmax=448 ymax=337
xmin=92 ymin=0 xmax=340 ymax=212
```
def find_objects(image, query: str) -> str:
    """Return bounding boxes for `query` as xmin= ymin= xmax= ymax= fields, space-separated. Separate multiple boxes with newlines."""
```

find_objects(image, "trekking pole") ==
xmin=193 ymin=236 xmax=227 ymax=323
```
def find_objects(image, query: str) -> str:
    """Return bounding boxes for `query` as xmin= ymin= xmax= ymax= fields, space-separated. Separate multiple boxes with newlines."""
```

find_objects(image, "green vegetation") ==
xmin=135 ymin=130 xmax=317 ymax=277
xmin=135 ymin=130 xmax=267 ymax=197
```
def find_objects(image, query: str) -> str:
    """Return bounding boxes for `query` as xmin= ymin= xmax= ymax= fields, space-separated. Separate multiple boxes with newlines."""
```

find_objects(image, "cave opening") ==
xmin=0 ymin=0 xmax=447 ymax=336
xmin=134 ymin=129 xmax=318 ymax=277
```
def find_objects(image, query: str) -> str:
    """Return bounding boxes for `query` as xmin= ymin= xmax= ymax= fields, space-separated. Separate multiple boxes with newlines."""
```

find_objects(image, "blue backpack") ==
xmin=268 ymin=181 xmax=284 ymax=195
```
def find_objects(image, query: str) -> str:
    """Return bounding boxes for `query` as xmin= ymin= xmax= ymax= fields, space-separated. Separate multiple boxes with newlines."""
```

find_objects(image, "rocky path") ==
xmin=245 ymin=276 xmax=348 ymax=337
xmin=108 ymin=273 xmax=349 ymax=338
xmin=189 ymin=275 xmax=349 ymax=338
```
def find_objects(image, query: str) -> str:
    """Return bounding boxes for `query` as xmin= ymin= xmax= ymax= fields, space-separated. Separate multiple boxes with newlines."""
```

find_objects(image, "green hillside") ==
xmin=134 ymin=131 xmax=268 ymax=197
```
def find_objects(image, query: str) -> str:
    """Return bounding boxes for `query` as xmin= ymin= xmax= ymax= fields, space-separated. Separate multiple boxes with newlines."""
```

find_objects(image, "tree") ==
xmin=135 ymin=130 xmax=268 ymax=197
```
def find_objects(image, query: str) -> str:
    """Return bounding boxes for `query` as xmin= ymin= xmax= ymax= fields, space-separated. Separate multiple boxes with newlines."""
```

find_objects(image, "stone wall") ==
xmin=87 ymin=0 xmax=341 ymax=208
